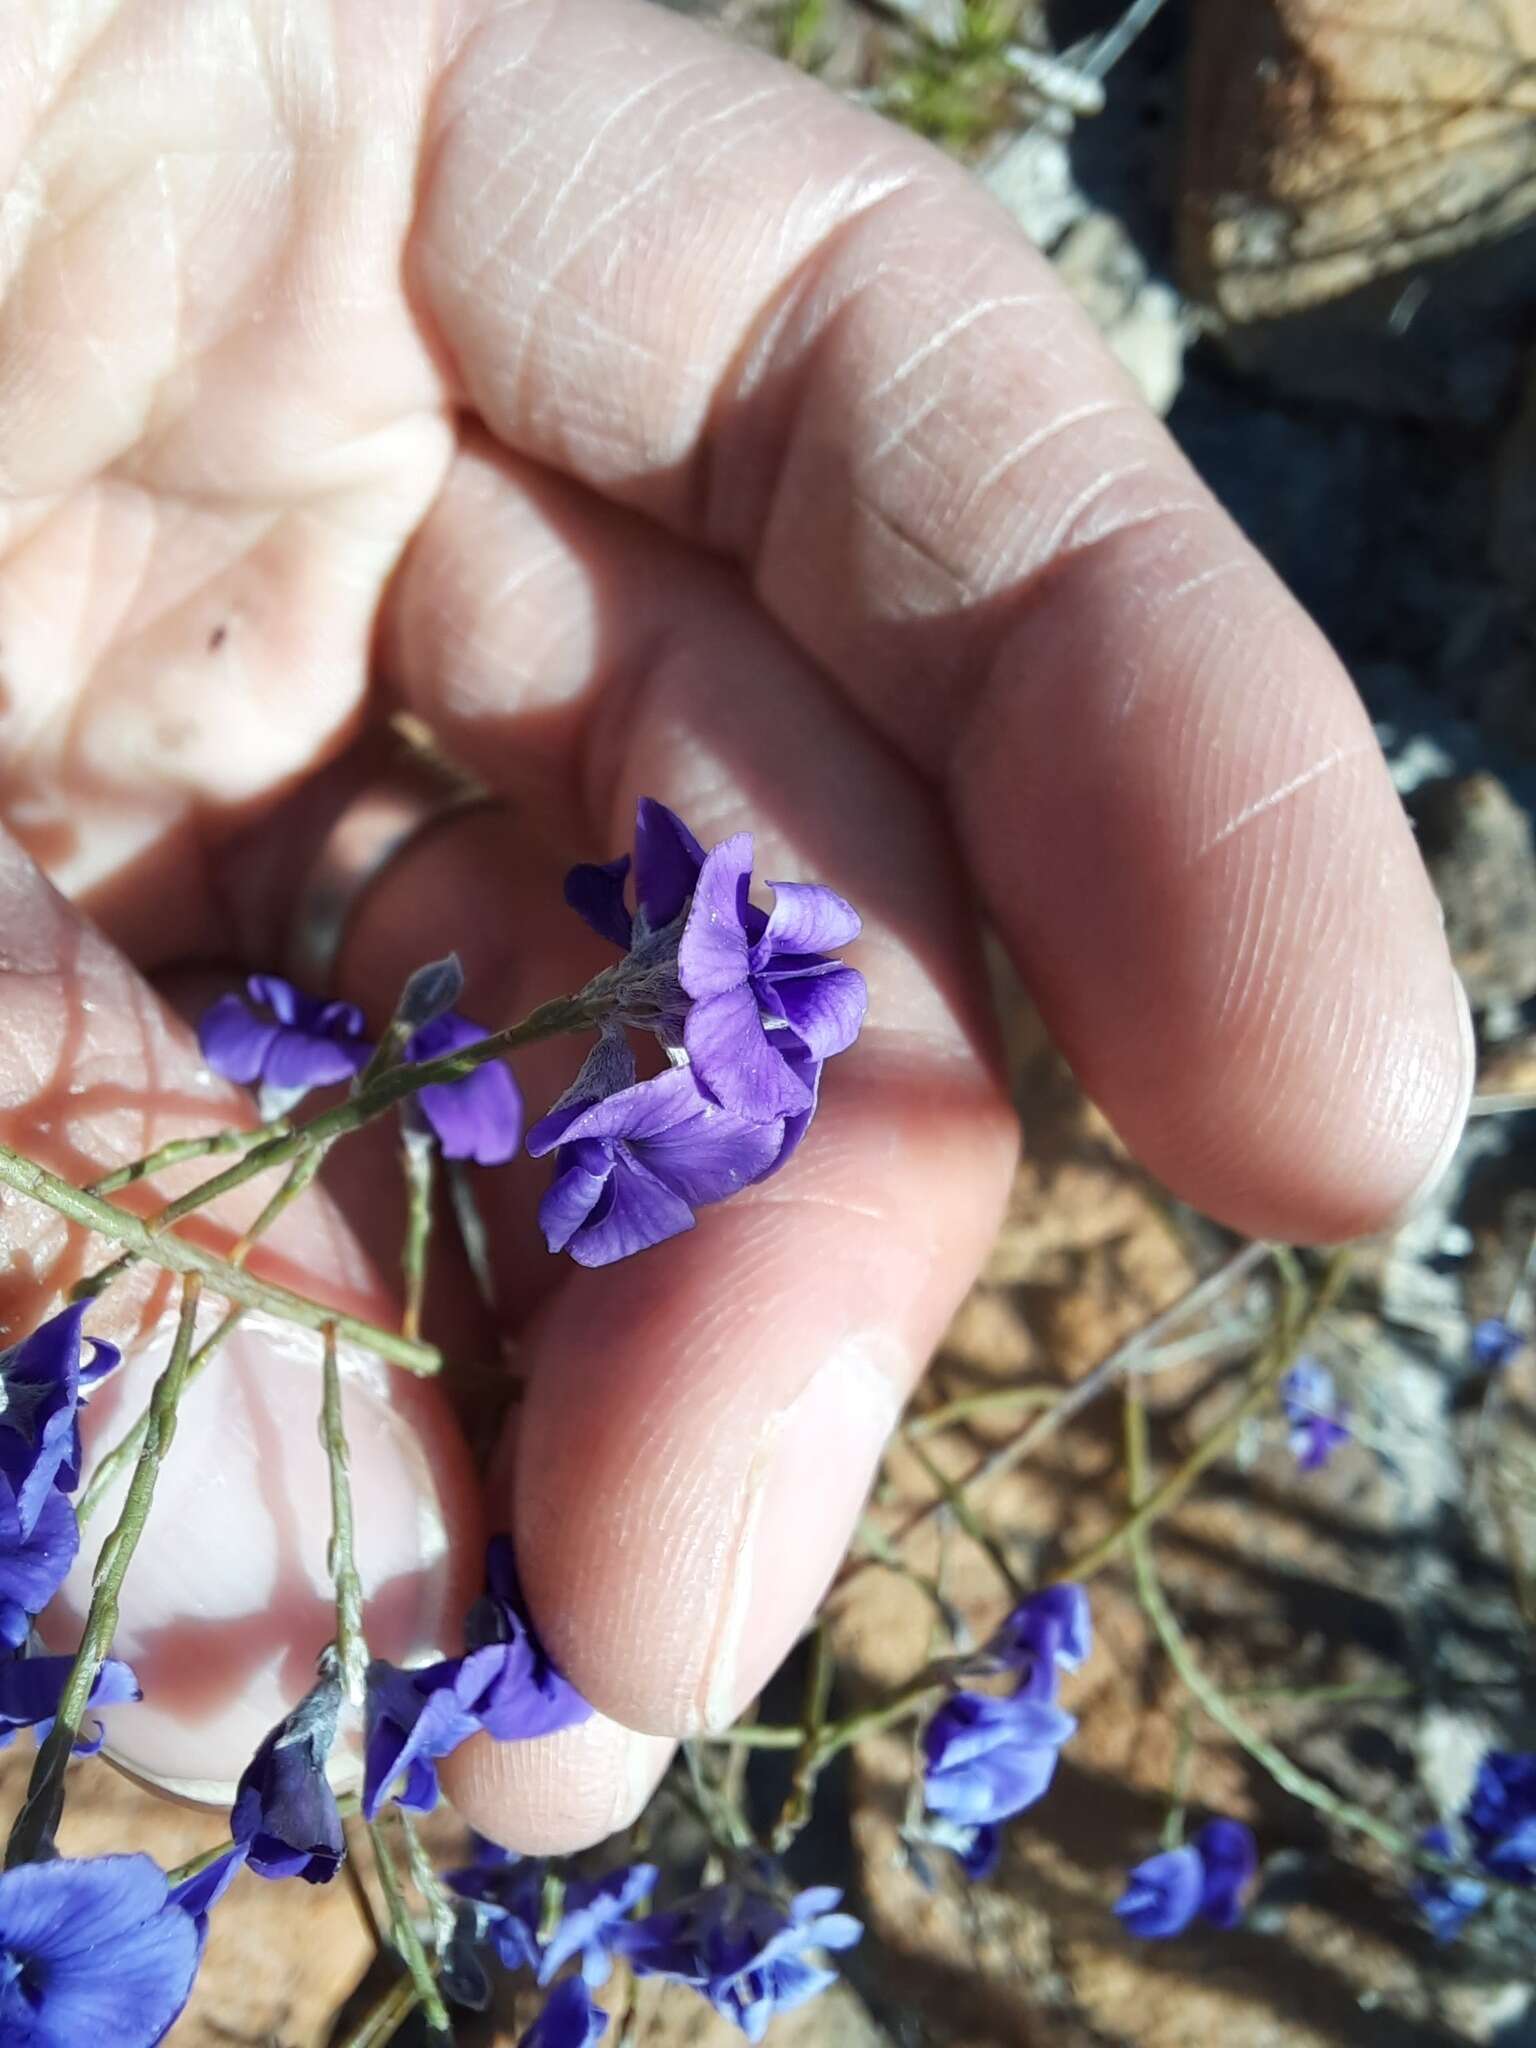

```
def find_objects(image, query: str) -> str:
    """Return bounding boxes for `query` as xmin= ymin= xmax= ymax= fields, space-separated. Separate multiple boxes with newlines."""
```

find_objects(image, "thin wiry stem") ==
xmin=7 ymin=1277 xmax=206 ymax=1867
xmin=321 ymin=1323 xmax=369 ymax=1706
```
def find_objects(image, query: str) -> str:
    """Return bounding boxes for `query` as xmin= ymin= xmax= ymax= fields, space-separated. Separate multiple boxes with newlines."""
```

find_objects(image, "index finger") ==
xmin=413 ymin=0 xmax=1470 ymax=1236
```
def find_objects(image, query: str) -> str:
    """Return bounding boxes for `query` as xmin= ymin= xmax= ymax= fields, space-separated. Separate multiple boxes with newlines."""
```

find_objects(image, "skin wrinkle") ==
xmin=1193 ymin=742 xmax=1378 ymax=865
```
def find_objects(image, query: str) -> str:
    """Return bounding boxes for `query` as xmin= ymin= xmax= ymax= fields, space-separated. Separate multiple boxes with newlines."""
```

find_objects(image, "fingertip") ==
xmin=441 ymin=1712 xmax=673 ymax=1855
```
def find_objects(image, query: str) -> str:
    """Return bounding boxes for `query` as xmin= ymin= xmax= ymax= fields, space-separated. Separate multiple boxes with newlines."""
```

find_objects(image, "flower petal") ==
xmin=1114 ymin=1846 xmax=1204 ymax=1939
xmin=677 ymin=834 xmax=754 ymax=1000
xmin=685 ymin=987 xmax=814 ymax=1121
xmin=565 ymin=855 xmax=634 ymax=950
xmin=538 ymin=1148 xmax=615 ymax=1255
xmin=637 ymin=1102 xmax=788 ymax=1207
xmin=759 ymin=881 xmax=862 ymax=958
xmin=0 ymin=1855 xmax=199 ymax=2048
xmin=263 ymin=1024 xmax=367 ymax=1091
xmin=565 ymin=1155 xmax=696 ymax=1269
xmin=633 ymin=799 xmax=706 ymax=930
xmin=760 ymin=963 xmax=868 ymax=1060
xmin=197 ymin=995 xmax=281 ymax=1085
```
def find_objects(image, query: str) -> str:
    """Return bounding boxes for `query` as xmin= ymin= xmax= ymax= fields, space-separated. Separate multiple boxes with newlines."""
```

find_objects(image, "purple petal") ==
xmin=169 ymin=1842 xmax=248 ymax=1956
xmin=0 ymin=1854 xmax=200 ymax=2047
xmin=1114 ymin=1846 xmax=1204 ymax=1939
xmin=0 ymin=1482 xmax=79 ymax=1624
xmin=565 ymin=855 xmax=634 ymax=950
xmin=262 ymin=1024 xmax=366 ymax=1091
xmin=633 ymin=798 xmax=706 ymax=929
xmin=565 ymin=1154 xmax=696 ymax=1269
xmin=197 ymin=995 xmax=280 ymax=1085
xmin=636 ymin=1101 xmax=788 ymax=1207
xmin=757 ymin=880 xmax=862 ymax=958
xmin=519 ymin=1975 xmax=608 ymax=2048
xmin=1194 ymin=1818 xmax=1257 ymax=1928
xmin=685 ymin=986 xmax=814 ymax=1121
xmin=677 ymin=834 xmax=755 ymax=1001
xmin=245 ymin=974 xmax=304 ymax=1025
xmin=408 ymin=1014 xmax=524 ymax=1165
xmin=538 ymin=1146 xmax=615 ymax=1255
xmin=547 ymin=1065 xmax=709 ymax=1146
xmin=760 ymin=962 xmax=867 ymax=1060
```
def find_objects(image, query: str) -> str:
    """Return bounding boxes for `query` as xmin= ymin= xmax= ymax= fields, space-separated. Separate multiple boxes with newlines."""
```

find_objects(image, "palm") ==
xmin=1 ymin=0 xmax=1465 ymax=1853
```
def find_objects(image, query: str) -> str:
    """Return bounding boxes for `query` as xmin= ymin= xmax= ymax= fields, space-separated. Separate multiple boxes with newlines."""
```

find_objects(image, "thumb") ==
xmin=0 ymin=828 xmax=480 ymax=1801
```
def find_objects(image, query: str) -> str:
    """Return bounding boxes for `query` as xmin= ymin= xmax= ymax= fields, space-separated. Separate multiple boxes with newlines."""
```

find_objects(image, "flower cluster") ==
xmin=0 ymin=1305 xmax=141 ymax=1753
xmin=1114 ymin=1818 xmax=1258 ymax=1938
xmin=531 ymin=800 xmax=866 ymax=1265
xmin=919 ymin=1585 xmax=1090 ymax=1876
xmin=200 ymin=975 xmax=523 ymax=1163
xmin=1279 ymin=1357 xmax=1350 ymax=1472
xmin=449 ymin=1839 xmax=862 ymax=2046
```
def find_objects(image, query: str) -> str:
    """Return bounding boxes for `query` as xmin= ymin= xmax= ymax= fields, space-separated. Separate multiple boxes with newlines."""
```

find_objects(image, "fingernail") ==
xmin=694 ymin=1331 xmax=903 ymax=1734
xmin=1399 ymin=970 xmax=1475 ymax=1221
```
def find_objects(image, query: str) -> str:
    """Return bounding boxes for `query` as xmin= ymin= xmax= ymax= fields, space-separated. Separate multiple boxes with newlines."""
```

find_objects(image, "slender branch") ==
xmin=905 ymin=1384 xmax=1060 ymax=1440
xmin=398 ymin=1807 xmax=457 ymax=1956
xmin=772 ymin=1624 xmax=836 ymax=1851
xmin=7 ymin=1277 xmax=206 ymax=1867
xmin=337 ymin=1968 xmax=427 ymax=2048
xmin=0 ymin=1145 xmax=440 ymax=1375
xmin=87 ymin=1121 xmax=289 ymax=1196
xmin=874 ymin=1240 xmax=1275 ymax=1566
xmin=1122 ymin=1381 xmax=1503 ymax=1891
xmin=906 ymin=1436 xmax=1023 ymax=1598
xmin=367 ymin=1815 xmax=451 ymax=2038
xmin=78 ymin=1308 xmax=246 ymax=1526
xmin=321 ymin=1324 xmax=368 ymax=1705
xmin=398 ymin=1130 xmax=436 ymax=1344
xmin=1055 ymin=1251 xmax=1349 ymax=1585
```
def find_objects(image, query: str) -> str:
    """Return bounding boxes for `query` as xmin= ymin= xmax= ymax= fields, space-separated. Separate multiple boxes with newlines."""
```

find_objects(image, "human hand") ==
xmin=0 ymin=0 xmax=1469 ymax=1850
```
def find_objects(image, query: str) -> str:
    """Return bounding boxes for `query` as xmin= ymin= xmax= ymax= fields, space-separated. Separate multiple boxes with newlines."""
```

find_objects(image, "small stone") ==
xmin=1408 ymin=773 xmax=1536 ymax=1013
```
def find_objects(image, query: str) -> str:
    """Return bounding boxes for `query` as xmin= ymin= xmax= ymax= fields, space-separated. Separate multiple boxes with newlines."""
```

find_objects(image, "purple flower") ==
xmin=0 ymin=1651 xmax=140 ymax=1757
xmin=1472 ymin=1317 xmax=1524 ymax=1371
xmin=565 ymin=798 xmax=707 ymax=954
xmin=1462 ymin=1751 xmax=1536 ymax=1882
xmin=538 ymin=1864 xmax=658 ymax=1987
xmin=0 ymin=1481 xmax=78 ymax=1652
xmin=978 ymin=1584 xmax=1092 ymax=1700
xmin=628 ymin=1885 xmax=860 ymax=2043
xmin=405 ymin=1012 xmax=524 ymax=1165
xmin=0 ymin=1304 xmax=120 ymax=1537
xmin=678 ymin=834 xmax=865 ymax=1123
xmin=527 ymin=1052 xmax=790 ymax=1268
xmin=231 ymin=1678 xmax=346 ymax=1883
xmin=198 ymin=975 xmax=368 ymax=1110
xmin=0 ymin=1853 xmax=200 ymax=2047
xmin=446 ymin=1845 xmax=546 ymax=1974
xmin=168 ymin=1843 xmax=248 ymax=1960
xmin=519 ymin=1976 xmax=608 ymax=2048
xmin=922 ymin=1692 xmax=1077 ymax=1829
xmin=1279 ymin=1358 xmax=1350 ymax=1472
xmin=1411 ymin=1826 xmax=1486 ymax=1943
xmin=364 ymin=1538 xmax=592 ymax=1820
xmin=1114 ymin=1819 xmax=1258 ymax=1938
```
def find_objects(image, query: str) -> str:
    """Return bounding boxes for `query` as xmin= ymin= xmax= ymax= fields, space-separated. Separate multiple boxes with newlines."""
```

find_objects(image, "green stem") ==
xmin=228 ymin=1144 xmax=330 ymax=1264
xmin=87 ymin=1121 xmax=290 ymax=1197
xmin=337 ymin=1969 xmax=426 ymax=2048
xmin=399 ymin=1808 xmax=457 ymax=1956
xmin=78 ymin=1308 xmax=246 ymax=1526
xmin=771 ymin=1623 xmax=836 ymax=1852
xmin=322 ymin=1324 xmax=368 ymax=1705
xmin=1122 ymin=1381 xmax=1501 ymax=1890
xmin=367 ymin=1816 xmax=451 ymax=2039
xmin=905 ymin=1384 xmax=1059 ymax=1439
xmin=0 ymin=1145 xmax=440 ymax=1375
xmin=907 ymin=1436 xmax=1023 ymax=1598
xmin=7 ymin=1276 xmax=205 ymax=1867
xmin=1057 ymin=1252 xmax=1349 ymax=1586
xmin=398 ymin=1130 xmax=436 ymax=1344
xmin=128 ymin=991 xmax=598 ymax=1234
